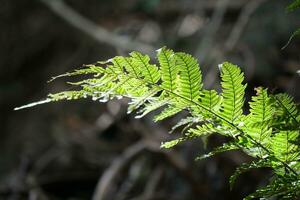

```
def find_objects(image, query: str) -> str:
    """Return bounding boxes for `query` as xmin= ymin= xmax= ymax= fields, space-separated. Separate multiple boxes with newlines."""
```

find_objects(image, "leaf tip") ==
xmin=14 ymin=99 xmax=51 ymax=111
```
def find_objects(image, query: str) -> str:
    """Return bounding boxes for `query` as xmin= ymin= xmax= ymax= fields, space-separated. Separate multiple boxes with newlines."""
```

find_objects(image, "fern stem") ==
xmin=274 ymin=95 xmax=299 ymax=126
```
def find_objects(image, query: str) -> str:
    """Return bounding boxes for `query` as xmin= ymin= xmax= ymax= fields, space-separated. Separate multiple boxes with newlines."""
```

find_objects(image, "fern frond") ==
xmin=175 ymin=52 xmax=202 ymax=102
xmin=154 ymin=104 xmax=185 ymax=122
xmin=287 ymin=0 xmax=300 ymax=12
xmin=244 ymin=175 xmax=300 ymax=200
xmin=170 ymin=116 xmax=203 ymax=133
xmin=219 ymin=62 xmax=246 ymax=124
xmin=161 ymin=138 xmax=186 ymax=148
xmin=195 ymin=142 xmax=239 ymax=160
xmin=157 ymin=47 xmax=178 ymax=92
xmin=130 ymin=52 xmax=160 ymax=84
xmin=162 ymin=122 xmax=217 ymax=149
xmin=200 ymin=89 xmax=222 ymax=114
xmin=273 ymin=93 xmax=299 ymax=126
xmin=245 ymin=87 xmax=273 ymax=156
xmin=188 ymin=123 xmax=219 ymax=137
xmin=135 ymin=98 xmax=169 ymax=119
xmin=229 ymin=159 xmax=271 ymax=190
xmin=48 ymin=64 xmax=106 ymax=82
xmin=15 ymin=47 xmax=300 ymax=200
xmin=127 ymin=88 xmax=160 ymax=114
xmin=272 ymin=130 xmax=300 ymax=164
xmin=117 ymin=56 xmax=141 ymax=78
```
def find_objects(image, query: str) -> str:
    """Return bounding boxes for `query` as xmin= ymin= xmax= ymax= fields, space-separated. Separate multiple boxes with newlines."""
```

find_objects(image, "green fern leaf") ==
xmin=195 ymin=142 xmax=239 ymax=160
xmin=244 ymin=175 xmax=300 ymax=200
xmin=160 ymin=138 xmax=183 ymax=148
xmin=170 ymin=116 xmax=203 ymax=133
xmin=287 ymin=0 xmax=300 ymax=12
xmin=200 ymin=90 xmax=222 ymax=111
xmin=154 ymin=104 xmax=185 ymax=122
xmin=273 ymin=93 xmax=299 ymax=126
xmin=188 ymin=123 xmax=219 ymax=137
xmin=135 ymin=98 xmax=169 ymax=119
xmin=175 ymin=52 xmax=203 ymax=102
xmin=14 ymin=48 xmax=300 ymax=200
xmin=117 ymin=56 xmax=141 ymax=78
xmin=229 ymin=159 xmax=271 ymax=190
xmin=157 ymin=47 xmax=178 ymax=92
xmin=48 ymin=64 xmax=106 ymax=82
xmin=272 ymin=130 xmax=300 ymax=163
xmin=127 ymin=88 xmax=160 ymax=114
xmin=130 ymin=51 xmax=160 ymax=84
xmin=245 ymin=87 xmax=273 ymax=156
xmin=219 ymin=62 xmax=246 ymax=124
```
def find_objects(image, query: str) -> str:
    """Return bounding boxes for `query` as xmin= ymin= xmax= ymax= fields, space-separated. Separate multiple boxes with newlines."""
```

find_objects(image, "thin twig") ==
xmin=225 ymin=0 xmax=268 ymax=50
xmin=131 ymin=166 xmax=164 ymax=200
xmin=92 ymin=141 xmax=147 ymax=200
xmin=40 ymin=0 xmax=156 ymax=57
xmin=203 ymin=0 xmax=268 ymax=88
xmin=195 ymin=0 xmax=230 ymax=63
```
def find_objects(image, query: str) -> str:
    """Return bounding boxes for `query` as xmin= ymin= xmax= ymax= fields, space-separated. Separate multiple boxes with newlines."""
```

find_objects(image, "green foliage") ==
xmin=282 ymin=28 xmax=300 ymax=49
xmin=287 ymin=0 xmax=300 ymax=12
xmin=15 ymin=47 xmax=300 ymax=199
xmin=282 ymin=0 xmax=300 ymax=49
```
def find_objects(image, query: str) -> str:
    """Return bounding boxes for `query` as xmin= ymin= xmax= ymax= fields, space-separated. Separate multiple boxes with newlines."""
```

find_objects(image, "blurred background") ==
xmin=1 ymin=0 xmax=300 ymax=199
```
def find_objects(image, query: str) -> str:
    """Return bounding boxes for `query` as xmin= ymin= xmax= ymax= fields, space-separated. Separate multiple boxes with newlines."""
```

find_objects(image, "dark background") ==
xmin=1 ymin=0 xmax=299 ymax=199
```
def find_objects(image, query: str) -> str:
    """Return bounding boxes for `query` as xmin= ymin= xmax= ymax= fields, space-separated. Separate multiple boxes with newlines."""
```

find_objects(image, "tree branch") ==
xmin=40 ymin=0 xmax=156 ymax=56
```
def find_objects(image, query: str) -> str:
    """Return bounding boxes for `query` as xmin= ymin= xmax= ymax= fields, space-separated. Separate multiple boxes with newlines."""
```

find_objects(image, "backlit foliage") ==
xmin=16 ymin=47 xmax=300 ymax=199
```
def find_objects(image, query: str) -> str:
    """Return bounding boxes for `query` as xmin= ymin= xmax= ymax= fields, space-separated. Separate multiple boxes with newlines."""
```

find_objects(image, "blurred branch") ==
xmin=40 ymin=0 xmax=156 ymax=56
xmin=131 ymin=166 xmax=164 ymax=200
xmin=158 ymin=0 xmax=249 ymax=13
xmin=203 ymin=0 xmax=267 ymax=87
xmin=225 ymin=0 xmax=268 ymax=50
xmin=92 ymin=134 xmax=205 ymax=200
xmin=195 ymin=0 xmax=230 ymax=63
xmin=8 ymin=156 xmax=31 ymax=200
xmin=92 ymin=141 xmax=147 ymax=200
xmin=141 ymin=166 xmax=164 ymax=200
xmin=132 ymin=122 xmax=207 ymax=198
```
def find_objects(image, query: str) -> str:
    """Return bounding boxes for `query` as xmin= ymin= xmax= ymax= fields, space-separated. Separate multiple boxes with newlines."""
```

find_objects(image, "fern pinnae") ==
xmin=175 ymin=52 xmax=202 ymax=102
xmin=158 ymin=47 xmax=178 ymax=93
xmin=229 ymin=159 xmax=272 ymax=190
xmin=101 ymin=76 xmax=132 ymax=100
xmin=154 ymin=105 xmax=185 ymax=122
xmin=127 ymin=88 xmax=161 ymax=114
xmin=47 ymin=64 xmax=106 ymax=83
xmin=274 ymin=93 xmax=299 ymax=126
xmin=246 ymin=87 xmax=273 ymax=157
xmin=118 ymin=54 xmax=297 ymax=176
xmin=120 ymin=56 xmax=141 ymax=79
xmin=170 ymin=116 xmax=203 ymax=133
xmin=15 ymin=47 xmax=300 ymax=199
xmin=131 ymin=51 xmax=160 ymax=84
xmin=195 ymin=142 xmax=239 ymax=161
xmin=110 ymin=56 xmax=125 ymax=74
xmin=219 ymin=62 xmax=246 ymax=124
xmin=161 ymin=125 xmax=208 ymax=148
xmin=272 ymin=130 xmax=300 ymax=164
xmin=135 ymin=98 xmax=169 ymax=119
xmin=244 ymin=174 xmax=300 ymax=200
xmin=122 ymin=77 xmax=149 ymax=98
xmin=198 ymin=89 xmax=222 ymax=118
xmin=287 ymin=0 xmax=300 ymax=12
